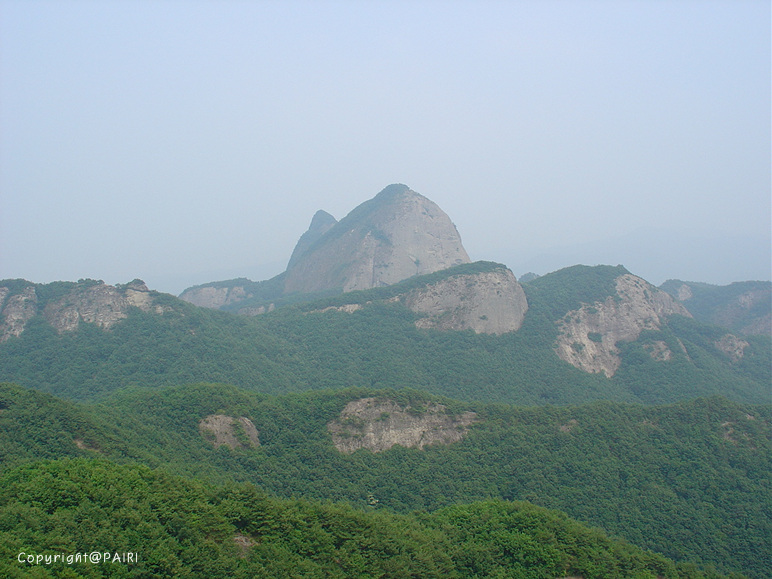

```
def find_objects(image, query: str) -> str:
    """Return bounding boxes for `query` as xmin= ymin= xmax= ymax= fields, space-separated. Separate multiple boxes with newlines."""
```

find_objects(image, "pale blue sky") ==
xmin=1 ymin=0 xmax=769 ymax=294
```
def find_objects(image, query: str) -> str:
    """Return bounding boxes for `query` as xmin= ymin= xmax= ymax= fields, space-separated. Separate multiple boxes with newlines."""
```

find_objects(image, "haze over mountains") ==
xmin=0 ymin=184 xmax=769 ymax=577
xmin=178 ymin=184 xmax=770 ymax=339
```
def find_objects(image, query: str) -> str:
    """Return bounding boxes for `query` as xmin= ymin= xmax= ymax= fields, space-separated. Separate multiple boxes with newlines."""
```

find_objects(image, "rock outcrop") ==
xmin=0 ymin=279 xmax=161 ymax=340
xmin=328 ymin=397 xmax=477 ymax=453
xmin=179 ymin=283 xmax=253 ymax=310
xmin=284 ymin=184 xmax=471 ymax=294
xmin=198 ymin=414 xmax=260 ymax=449
xmin=714 ymin=333 xmax=749 ymax=363
xmin=405 ymin=268 xmax=528 ymax=335
xmin=304 ymin=264 xmax=528 ymax=335
xmin=0 ymin=285 xmax=38 ymax=342
xmin=555 ymin=274 xmax=691 ymax=377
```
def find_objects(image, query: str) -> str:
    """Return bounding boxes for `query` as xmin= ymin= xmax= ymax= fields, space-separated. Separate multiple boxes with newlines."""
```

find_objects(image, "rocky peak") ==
xmin=304 ymin=263 xmax=529 ymax=335
xmin=287 ymin=210 xmax=338 ymax=270
xmin=284 ymin=184 xmax=471 ymax=294
xmin=179 ymin=283 xmax=253 ymax=310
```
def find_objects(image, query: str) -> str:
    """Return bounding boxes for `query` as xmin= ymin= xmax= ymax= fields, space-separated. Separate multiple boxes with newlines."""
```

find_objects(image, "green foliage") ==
xmin=526 ymin=264 xmax=629 ymax=320
xmin=0 ymin=269 xmax=768 ymax=576
xmin=660 ymin=280 xmax=771 ymax=334
xmin=0 ymin=382 xmax=767 ymax=576
xmin=0 ymin=265 xmax=767 ymax=406
xmin=0 ymin=459 xmax=731 ymax=578
xmin=429 ymin=500 xmax=683 ymax=579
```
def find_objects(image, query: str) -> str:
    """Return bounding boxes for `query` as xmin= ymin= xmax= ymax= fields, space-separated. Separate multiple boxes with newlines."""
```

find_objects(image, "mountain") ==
xmin=0 ymin=262 xmax=768 ymax=405
xmin=0 ymin=381 xmax=768 ymax=577
xmin=284 ymin=184 xmax=471 ymax=293
xmin=660 ymin=279 xmax=771 ymax=336
xmin=180 ymin=184 xmax=471 ymax=308
xmin=1 ymin=181 xmax=770 ymax=576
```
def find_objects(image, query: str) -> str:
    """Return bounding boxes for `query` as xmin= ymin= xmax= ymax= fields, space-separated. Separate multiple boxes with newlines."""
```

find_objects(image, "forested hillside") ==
xmin=1 ymin=264 xmax=769 ymax=577
xmin=0 ymin=382 xmax=768 ymax=577
xmin=0 ymin=458 xmax=734 ymax=578
xmin=0 ymin=264 xmax=768 ymax=405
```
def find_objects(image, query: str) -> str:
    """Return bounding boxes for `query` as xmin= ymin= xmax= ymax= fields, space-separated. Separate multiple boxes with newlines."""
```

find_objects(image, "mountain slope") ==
xmin=660 ymin=279 xmax=771 ymax=336
xmin=0 ymin=381 xmax=767 ymax=577
xmin=0 ymin=458 xmax=720 ymax=578
xmin=0 ymin=263 xmax=768 ymax=405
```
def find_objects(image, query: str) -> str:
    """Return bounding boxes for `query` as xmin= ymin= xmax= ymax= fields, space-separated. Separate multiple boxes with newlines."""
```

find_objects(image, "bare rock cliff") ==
xmin=555 ymin=274 xmax=691 ymax=377
xmin=284 ymin=184 xmax=471 ymax=294
xmin=179 ymin=284 xmax=253 ymax=310
xmin=0 ymin=279 xmax=160 ymax=340
xmin=328 ymin=397 xmax=477 ymax=453
xmin=405 ymin=268 xmax=528 ymax=335
xmin=199 ymin=414 xmax=260 ymax=449
xmin=287 ymin=210 xmax=338 ymax=270
xmin=0 ymin=286 xmax=38 ymax=342
xmin=714 ymin=333 xmax=749 ymax=363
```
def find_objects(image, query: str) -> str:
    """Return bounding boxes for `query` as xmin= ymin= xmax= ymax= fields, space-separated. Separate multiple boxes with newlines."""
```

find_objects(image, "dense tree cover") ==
xmin=0 ymin=266 xmax=768 ymax=405
xmin=0 ymin=267 xmax=768 ymax=576
xmin=0 ymin=459 xmax=738 ymax=578
xmin=0 ymin=382 xmax=768 ymax=577
xmin=522 ymin=264 xmax=630 ymax=319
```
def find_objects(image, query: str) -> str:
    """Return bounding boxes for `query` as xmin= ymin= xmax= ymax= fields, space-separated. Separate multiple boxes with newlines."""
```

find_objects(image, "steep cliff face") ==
xmin=555 ymin=274 xmax=691 ymax=377
xmin=284 ymin=184 xmax=471 ymax=294
xmin=0 ymin=279 xmax=160 ymax=340
xmin=198 ymin=414 xmax=260 ymax=449
xmin=179 ymin=284 xmax=253 ymax=310
xmin=0 ymin=286 xmax=38 ymax=342
xmin=287 ymin=210 xmax=338 ymax=270
xmin=405 ymin=268 xmax=528 ymax=335
xmin=328 ymin=397 xmax=477 ymax=453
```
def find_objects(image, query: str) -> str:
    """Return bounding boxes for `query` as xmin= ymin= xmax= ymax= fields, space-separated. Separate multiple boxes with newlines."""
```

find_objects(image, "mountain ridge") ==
xmin=0 ymin=380 xmax=768 ymax=576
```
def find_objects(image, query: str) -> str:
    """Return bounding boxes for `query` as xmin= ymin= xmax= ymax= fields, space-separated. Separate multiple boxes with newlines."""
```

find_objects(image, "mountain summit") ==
xmin=284 ymin=184 xmax=471 ymax=294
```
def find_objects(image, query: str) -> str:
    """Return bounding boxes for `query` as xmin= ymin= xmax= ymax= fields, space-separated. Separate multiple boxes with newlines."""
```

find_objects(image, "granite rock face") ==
xmin=198 ymin=414 xmax=260 ymax=449
xmin=328 ymin=397 xmax=477 ymax=453
xmin=405 ymin=268 xmax=528 ymax=335
xmin=0 ymin=286 xmax=38 ymax=342
xmin=303 ymin=264 xmax=528 ymax=335
xmin=287 ymin=210 xmax=338 ymax=270
xmin=555 ymin=274 xmax=691 ymax=377
xmin=179 ymin=284 xmax=252 ymax=310
xmin=284 ymin=184 xmax=471 ymax=294
xmin=0 ymin=279 xmax=159 ymax=340
xmin=714 ymin=333 xmax=749 ymax=363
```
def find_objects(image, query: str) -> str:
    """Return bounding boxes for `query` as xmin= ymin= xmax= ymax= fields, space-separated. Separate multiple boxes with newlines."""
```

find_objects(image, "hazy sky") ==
xmin=1 ymin=0 xmax=769 ymax=295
